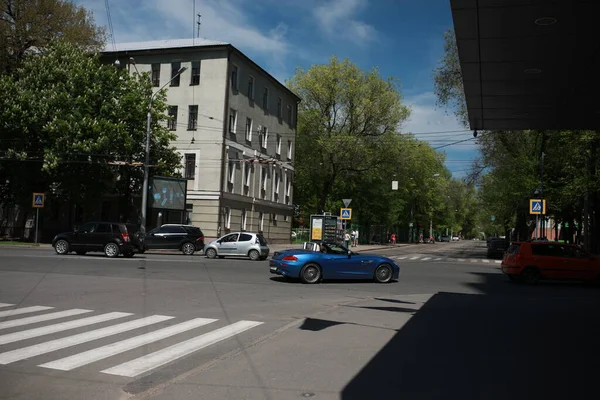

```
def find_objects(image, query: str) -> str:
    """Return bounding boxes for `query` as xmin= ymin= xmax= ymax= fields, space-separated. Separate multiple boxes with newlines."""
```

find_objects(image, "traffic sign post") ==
xmin=32 ymin=193 xmax=45 ymax=244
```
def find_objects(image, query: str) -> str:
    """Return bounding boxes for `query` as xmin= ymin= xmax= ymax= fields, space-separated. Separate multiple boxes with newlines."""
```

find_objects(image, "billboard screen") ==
xmin=149 ymin=177 xmax=187 ymax=210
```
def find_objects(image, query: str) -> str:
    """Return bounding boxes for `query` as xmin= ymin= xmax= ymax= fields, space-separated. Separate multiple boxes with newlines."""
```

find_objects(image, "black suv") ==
xmin=52 ymin=222 xmax=142 ymax=258
xmin=141 ymin=224 xmax=204 ymax=255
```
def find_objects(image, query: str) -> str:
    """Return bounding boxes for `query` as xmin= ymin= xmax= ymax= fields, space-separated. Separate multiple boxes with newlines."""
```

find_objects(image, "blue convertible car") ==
xmin=270 ymin=242 xmax=400 ymax=284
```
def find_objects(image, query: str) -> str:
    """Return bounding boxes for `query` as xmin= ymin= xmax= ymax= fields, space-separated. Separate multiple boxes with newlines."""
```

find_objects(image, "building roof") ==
xmin=101 ymin=38 xmax=301 ymax=102
xmin=102 ymin=38 xmax=229 ymax=53
xmin=450 ymin=0 xmax=600 ymax=131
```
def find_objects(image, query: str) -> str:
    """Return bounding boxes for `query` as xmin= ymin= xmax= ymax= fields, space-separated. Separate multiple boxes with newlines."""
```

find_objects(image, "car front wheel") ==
xmin=300 ymin=263 xmax=321 ymax=284
xmin=374 ymin=264 xmax=393 ymax=283
xmin=205 ymin=248 xmax=217 ymax=259
xmin=55 ymin=239 xmax=69 ymax=255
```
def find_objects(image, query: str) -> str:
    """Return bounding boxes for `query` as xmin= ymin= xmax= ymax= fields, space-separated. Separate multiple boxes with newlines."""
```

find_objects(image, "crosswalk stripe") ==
xmin=0 ymin=306 xmax=54 ymax=318
xmin=434 ymin=258 xmax=442 ymax=261
xmin=482 ymin=260 xmax=490 ymax=263
xmin=0 ymin=309 xmax=93 ymax=330
xmin=422 ymin=257 xmax=431 ymax=261
xmin=40 ymin=317 xmax=217 ymax=371
xmin=0 ymin=303 xmax=14 ymax=308
xmin=0 ymin=315 xmax=173 ymax=365
xmin=0 ymin=312 xmax=131 ymax=345
xmin=495 ymin=260 xmax=502 ymax=264
xmin=458 ymin=259 xmax=465 ymax=262
xmin=102 ymin=320 xmax=263 ymax=377
xmin=471 ymin=259 xmax=479 ymax=262
xmin=409 ymin=257 xmax=420 ymax=260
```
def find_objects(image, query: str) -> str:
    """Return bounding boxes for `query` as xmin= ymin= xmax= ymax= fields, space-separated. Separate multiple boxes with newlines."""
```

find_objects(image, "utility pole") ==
xmin=540 ymin=152 xmax=545 ymax=238
xmin=197 ymin=14 xmax=201 ymax=37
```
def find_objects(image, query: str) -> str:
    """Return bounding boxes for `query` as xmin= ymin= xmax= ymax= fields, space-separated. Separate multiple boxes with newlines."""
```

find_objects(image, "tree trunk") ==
xmin=318 ymin=175 xmax=335 ymax=214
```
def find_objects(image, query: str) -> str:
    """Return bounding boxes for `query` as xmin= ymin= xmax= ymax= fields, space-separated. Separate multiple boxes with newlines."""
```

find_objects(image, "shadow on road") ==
xmin=342 ymin=272 xmax=600 ymax=400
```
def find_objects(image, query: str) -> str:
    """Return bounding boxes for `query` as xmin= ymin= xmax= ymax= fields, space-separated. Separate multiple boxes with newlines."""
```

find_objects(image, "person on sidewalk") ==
xmin=351 ymin=229 xmax=357 ymax=247
xmin=344 ymin=231 xmax=351 ymax=248
xmin=390 ymin=233 xmax=397 ymax=244
xmin=355 ymin=229 xmax=359 ymax=247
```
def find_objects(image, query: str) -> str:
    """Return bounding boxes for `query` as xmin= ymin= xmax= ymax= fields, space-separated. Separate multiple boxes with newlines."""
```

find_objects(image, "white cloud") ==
xmin=314 ymin=0 xmax=378 ymax=45
xmin=77 ymin=0 xmax=290 ymax=72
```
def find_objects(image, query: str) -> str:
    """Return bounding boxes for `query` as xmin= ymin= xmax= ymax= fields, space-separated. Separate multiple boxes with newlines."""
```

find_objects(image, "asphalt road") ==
xmin=1 ymin=241 xmax=599 ymax=400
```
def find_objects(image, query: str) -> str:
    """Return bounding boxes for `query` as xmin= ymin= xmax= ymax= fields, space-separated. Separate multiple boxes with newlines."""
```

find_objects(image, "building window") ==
xmin=245 ymin=118 xmax=252 ymax=142
xmin=241 ymin=209 xmax=247 ymax=230
xmin=184 ymin=153 xmax=196 ymax=179
xmin=287 ymin=140 xmax=293 ymax=160
xmin=259 ymin=212 xmax=264 ymax=232
xmin=228 ymin=157 xmax=236 ymax=193
xmin=167 ymin=106 xmax=178 ymax=131
xmin=248 ymin=76 xmax=254 ymax=101
xmin=261 ymin=167 xmax=268 ymax=199
xmin=277 ymin=97 xmax=282 ymax=119
xmin=188 ymin=105 xmax=198 ymax=130
xmin=272 ymin=213 xmax=278 ymax=227
xmin=260 ymin=126 xmax=268 ymax=150
xmin=276 ymin=135 xmax=281 ymax=155
xmin=286 ymin=175 xmax=292 ymax=204
xmin=171 ymin=62 xmax=181 ymax=87
xmin=185 ymin=203 xmax=193 ymax=225
xmin=244 ymin=163 xmax=251 ymax=187
xmin=273 ymin=170 xmax=280 ymax=202
xmin=231 ymin=65 xmax=238 ymax=91
xmin=229 ymin=109 xmax=237 ymax=134
xmin=225 ymin=207 xmax=231 ymax=229
xmin=151 ymin=63 xmax=160 ymax=87
xmin=284 ymin=215 xmax=289 ymax=222
xmin=287 ymin=104 xmax=293 ymax=125
xmin=262 ymin=87 xmax=269 ymax=111
xmin=191 ymin=61 xmax=200 ymax=86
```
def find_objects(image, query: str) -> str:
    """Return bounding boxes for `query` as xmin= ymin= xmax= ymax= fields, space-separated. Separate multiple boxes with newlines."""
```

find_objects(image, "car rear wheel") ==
xmin=374 ymin=264 xmax=393 ymax=283
xmin=521 ymin=267 xmax=540 ymax=285
xmin=248 ymin=249 xmax=260 ymax=261
xmin=205 ymin=248 xmax=217 ymax=259
xmin=104 ymin=242 xmax=119 ymax=258
xmin=55 ymin=240 xmax=69 ymax=255
xmin=181 ymin=242 xmax=195 ymax=255
xmin=300 ymin=263 xmax=321 ymax=284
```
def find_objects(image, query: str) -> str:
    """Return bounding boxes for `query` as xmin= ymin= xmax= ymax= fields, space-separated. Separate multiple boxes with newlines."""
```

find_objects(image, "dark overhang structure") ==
xmin=450 ymin=0 xmax=600 ymax=130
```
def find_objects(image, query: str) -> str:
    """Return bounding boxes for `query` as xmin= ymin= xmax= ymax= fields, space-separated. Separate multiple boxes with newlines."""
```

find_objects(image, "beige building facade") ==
xmin=102 ymin=39 xmax=299 ymax=243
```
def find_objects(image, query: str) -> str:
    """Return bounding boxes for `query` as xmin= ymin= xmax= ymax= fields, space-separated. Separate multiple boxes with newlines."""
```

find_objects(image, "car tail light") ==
xmin=282 ymin=255 xmax=298 ymax=261
xmin=197 ymin=236 xmax=204 ymax=241
xmin=121 ymin=233 xmax=130 ymax=242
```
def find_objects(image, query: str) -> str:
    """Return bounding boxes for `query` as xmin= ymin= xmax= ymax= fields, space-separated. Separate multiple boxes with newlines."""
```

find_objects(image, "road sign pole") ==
xmin=35 ymin=208 xmax=39 ymax=244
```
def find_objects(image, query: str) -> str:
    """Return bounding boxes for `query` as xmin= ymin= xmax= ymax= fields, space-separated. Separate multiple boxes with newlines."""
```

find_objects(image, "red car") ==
xmin=501 ymin=241 xmax=600 ymax=284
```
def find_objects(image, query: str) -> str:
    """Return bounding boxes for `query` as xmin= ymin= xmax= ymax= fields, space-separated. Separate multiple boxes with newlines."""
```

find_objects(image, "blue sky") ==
xmin=76 ymin=0 xmax=479 ymax=177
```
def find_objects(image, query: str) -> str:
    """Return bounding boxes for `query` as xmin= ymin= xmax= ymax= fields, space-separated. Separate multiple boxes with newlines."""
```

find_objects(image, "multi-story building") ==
xmin=102 ymin=39 xmax=299 ymax=243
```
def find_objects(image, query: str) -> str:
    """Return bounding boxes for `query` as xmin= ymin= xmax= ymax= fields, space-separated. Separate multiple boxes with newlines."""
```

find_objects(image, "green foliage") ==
xmin=0 ymin=42 xmax=180 ymax=215
xmin=433 ymin=29 xmax=468 ymax=128
xmin=1 ymin=0 xmax=106 ymax=75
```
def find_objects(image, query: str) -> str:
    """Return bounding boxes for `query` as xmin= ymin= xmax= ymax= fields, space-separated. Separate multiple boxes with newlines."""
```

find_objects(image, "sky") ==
xmin=75 ymin=0 xmax=480 ymax=177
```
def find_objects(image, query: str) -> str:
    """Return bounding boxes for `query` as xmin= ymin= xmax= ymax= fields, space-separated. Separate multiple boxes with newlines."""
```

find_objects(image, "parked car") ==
xmin=487 ymin=238 xmax=510 ymax=258
xmin=502 ymin=241 xmax=600 ymax=284
xmin=141 ymin=224 xmax=204 ymax=255
xmin=204 ymin=232 xmax=269 ymax=261
xmin=52 ymin=222 xmax=142 ymax=258
xmin=452 ymin=236 xmax=460 ymax=241
xmin=270 ymin=241 xmax=400 ymax=284
xmin=440 ymin=235 xmax=450 ymax=242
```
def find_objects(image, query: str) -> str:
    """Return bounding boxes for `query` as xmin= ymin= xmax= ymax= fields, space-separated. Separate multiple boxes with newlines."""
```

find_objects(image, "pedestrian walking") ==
xmin=390 ymin=233 xmax=397 ymax=244
xmin=355 ymin=229 xmax=359 ymax=247
xmin=351 ymin=229 xmax=357 ymax=247
xmin=344 ymin=231 xmax=351 ymax=248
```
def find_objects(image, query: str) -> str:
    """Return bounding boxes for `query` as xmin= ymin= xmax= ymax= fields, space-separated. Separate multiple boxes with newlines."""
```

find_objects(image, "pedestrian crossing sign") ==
xmin=340 ymin=208 xmax=352 ymax=220
xmin=529 ymin=199 xmax=546 ymax=215
xmin=32 ymin=193 xmax=45 ymax=208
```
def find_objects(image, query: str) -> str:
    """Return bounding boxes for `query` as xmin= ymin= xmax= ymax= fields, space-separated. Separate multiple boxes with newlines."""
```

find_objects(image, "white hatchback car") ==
xmin=204 ymin=232 xmax=270 ymax=261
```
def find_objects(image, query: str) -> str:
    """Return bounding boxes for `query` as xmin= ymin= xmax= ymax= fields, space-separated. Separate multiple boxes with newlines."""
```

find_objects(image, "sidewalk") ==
xmin=268 ymin=242 xmax=412 ymax=253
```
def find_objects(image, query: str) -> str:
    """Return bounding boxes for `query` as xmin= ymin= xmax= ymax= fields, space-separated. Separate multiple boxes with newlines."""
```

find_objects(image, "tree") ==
xmin=433 ymin=29 xmax=468 ymax=128
xmin=0 ymin=42 xmax=180 ymax=223
xmin=288 ymin=56 xmax=410 ymax=214
xmin=0 ymin=0 xmax=105 ymax=74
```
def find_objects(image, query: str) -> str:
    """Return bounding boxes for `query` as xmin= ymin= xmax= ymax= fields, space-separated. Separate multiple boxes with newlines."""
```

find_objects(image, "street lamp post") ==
xmin=140 ymin=66 xmax=187 ymax=235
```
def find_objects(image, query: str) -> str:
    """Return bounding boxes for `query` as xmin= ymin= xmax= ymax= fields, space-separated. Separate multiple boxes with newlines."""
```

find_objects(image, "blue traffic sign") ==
xmin=340 ymin=208 xmax=352 ymax=220
xmin=529 ymin=199 xmax=546 ymax=215
xmin=32 ymin=193 xmax=45 ymax=208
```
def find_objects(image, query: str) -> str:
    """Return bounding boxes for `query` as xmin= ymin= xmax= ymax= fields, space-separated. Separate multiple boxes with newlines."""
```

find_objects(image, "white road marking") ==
xmin=396 ymin=256 xmax=407 ymax=260
xmin=0 ymin=303 xmax=14 ymax=308
xmin=434 ymin=258 xmax=442 ymax=261
xmin=482 ymin=260 xmax=490 ymax=263
xmin=409 ymin=257 xmax=420 ymax=260
xmin=40 ymin=318 xmax=217 ymax=371
xmin=0 ymin=315 xmax=173 ymax=365
xmin=422 ymin=257 xmax=431 ymax=261
xmin=102 ymin=320 xmax=263 ymax=377
xmin=0 ymin=306 xmax=54 ymax=318
xmin=0 ymin=312 xmax=131 ymax=345
xmin=458 ymin=259 xmax=466 ymax=262
xmin=495 ymin=260 xmax=502 ymax=264
xmin=471 ymin=259 xmax=479 ymax=262
xmin=0 ymin=309 xmax=93 ymax=330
